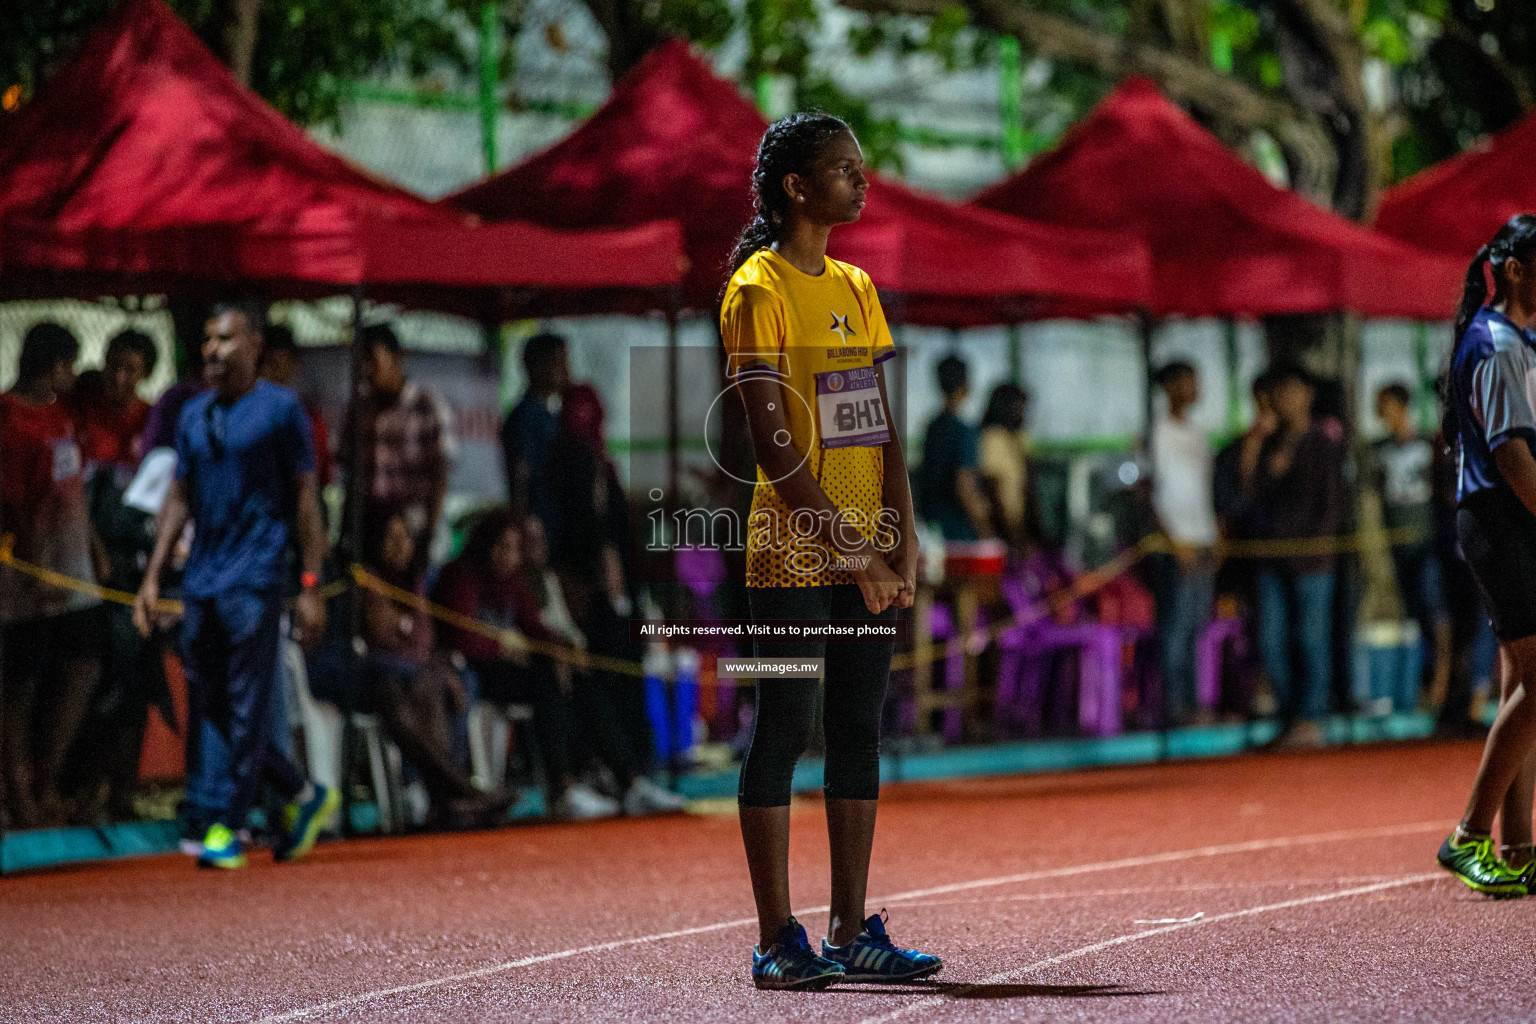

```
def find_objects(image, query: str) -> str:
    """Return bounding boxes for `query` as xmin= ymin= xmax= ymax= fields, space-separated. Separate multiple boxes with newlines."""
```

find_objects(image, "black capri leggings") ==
xmin=738 ymin=584 xmax=898 ymax=807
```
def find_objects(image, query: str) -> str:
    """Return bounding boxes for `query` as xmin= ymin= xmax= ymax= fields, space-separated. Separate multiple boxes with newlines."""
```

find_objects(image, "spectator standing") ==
xmin=76 ymin=329 xmax=156 ymax=470
xmin=1369 ymin=383 xmax=1448 ymax=704
xmin=919 ymin=355 xmax=990 ymax=542
xmin=547 ymin=383 xmax=683 ymax=817
xmin=341 ymin=323 xmax=454 ymax=571
xmin=1249 ymin=365 xmax=1345 ymax=748
xmin=1149 ymin=362 xmax=1218 ymax=725
xmin=133 ymin=300 xmax=337 ymax=869
xmin=1213 ymin=372 xmax=1278 ymax=545
xmin=260 ymin=325 xmax=332 ymax=488
xmin=0 ymin=324 xmax=102 ymax=828
xmin=502 ymin=333 xmax=570 ymax=542
xmin=976 ymin=383 xmax=1031 ymax=550
xmin=1210 ymin=372 xmax=1279 ymax=715
xmin=70 ymin=329 xmax=168 ymax=821
xmin=140 ymin=341 xmax=208 ymax=456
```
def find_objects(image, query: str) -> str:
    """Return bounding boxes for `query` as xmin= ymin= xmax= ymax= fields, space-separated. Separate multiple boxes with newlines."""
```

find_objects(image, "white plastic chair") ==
xmin=281 ymin=637 xmax=407 ymax=833
xmin=467 ymin=701 xmax=537 ymax=793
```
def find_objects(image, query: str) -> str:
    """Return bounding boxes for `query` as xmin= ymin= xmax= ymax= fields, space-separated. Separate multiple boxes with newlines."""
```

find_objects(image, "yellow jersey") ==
xmin=720 ymin=247 xmax=898 ymax=587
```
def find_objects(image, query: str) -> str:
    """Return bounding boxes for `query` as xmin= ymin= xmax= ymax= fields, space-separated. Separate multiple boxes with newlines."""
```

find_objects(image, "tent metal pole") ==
xmin=666 ymin=290 xmax=680 ymax=510
xmin=1412 ymin=320 xmax=1434 ymax=433
xmin=1007 ymin=322 xmax=1022 ymax=386
xmin=1138 ymin=311 xmax=1169 ymax=759
xmin=341 ymin=283 xmax=367 ymax=835
xmin=1138 ymin=312 xmax=1156 ymax=445
xmin=1224 ymin=317 xmax=1242 ymax=435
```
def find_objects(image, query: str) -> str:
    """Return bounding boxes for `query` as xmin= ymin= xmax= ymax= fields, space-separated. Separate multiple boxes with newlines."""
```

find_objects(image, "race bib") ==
xmin=816 ymin=366 xmax=889 ymax=449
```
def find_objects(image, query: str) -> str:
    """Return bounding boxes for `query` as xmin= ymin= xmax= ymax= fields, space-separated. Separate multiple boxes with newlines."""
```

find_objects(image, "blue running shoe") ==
xmin=822 ymin=911 xmax=942 ymax=982
xmin=752 ymin=918 xmax=845 ymax=991
xmin=197 ymin=823 xmax=247 ymax=870
xmin=274 ymin=784 xmax=339 ymax=863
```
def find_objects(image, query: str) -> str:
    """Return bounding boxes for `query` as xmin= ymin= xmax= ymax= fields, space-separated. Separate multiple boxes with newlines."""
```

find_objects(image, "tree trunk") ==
xmin=214 ymin=0 xmax=263 ymax=87
xmin=579 ymin=0 xmax=663 ymax=80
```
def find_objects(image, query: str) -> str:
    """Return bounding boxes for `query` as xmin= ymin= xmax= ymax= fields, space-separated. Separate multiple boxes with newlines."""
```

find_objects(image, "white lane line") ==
xmin=247 ymin=820 xmax=1446 ymax=1023
xmin=247 ymin=915 xmax=766 ymax=1023
xmin=890 ymin=876 xmax=1399 ymax=907
xmin=875 ymin=820 xmax=1446 ymax=904
xmin=852 ymin=873 xmax=1442 ymax=1024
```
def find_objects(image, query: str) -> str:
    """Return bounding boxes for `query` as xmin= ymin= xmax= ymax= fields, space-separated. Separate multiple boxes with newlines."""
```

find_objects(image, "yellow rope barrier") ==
xmin=348 ymin=565 xmax=648 ymax=678
xmin=0 ymin=521 xmax=1434 ymax=685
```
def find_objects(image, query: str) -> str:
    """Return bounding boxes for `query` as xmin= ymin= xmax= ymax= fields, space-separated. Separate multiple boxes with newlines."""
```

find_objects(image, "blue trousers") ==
xmin=1256 ymin=568 xmax=1334 ymax=722
xmin=184 ymin=642 xmax=292 ymax=817
xmin=182 ymin=589 xmax=305 ymax=830
xmin=1152 ymin=552 xmax=1215 ymax=720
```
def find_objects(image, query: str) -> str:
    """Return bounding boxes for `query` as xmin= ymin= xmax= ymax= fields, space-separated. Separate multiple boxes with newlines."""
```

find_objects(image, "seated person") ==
xmin=359 ymin=511 xmax=511 ymax=825
xmin=433 ymin=509 xmax=620 ymax=821
xmin=522 ymin=512 xmax=685 ymax=817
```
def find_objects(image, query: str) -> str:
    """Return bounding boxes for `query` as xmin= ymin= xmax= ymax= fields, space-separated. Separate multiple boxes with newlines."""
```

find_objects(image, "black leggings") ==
xmin=738 ymin=585 xmax=897 ymax=807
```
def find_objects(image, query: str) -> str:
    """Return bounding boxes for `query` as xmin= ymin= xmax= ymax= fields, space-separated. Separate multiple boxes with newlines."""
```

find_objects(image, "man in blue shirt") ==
xmin=134 ymin=299 xmax=336 ymax=869
xmin=501 ymin=332 xmax=569 ymax=543
xmin=918 ymin=355 xmax=990 ymax=542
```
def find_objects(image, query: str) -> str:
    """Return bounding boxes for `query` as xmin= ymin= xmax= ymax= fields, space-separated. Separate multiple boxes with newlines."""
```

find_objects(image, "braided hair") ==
xmin=727 ymin=113 xmax=852 ymax=280
xmin=1453 ymin=215 xmax=1536 ymax=345
xmin=1445 ymin=214 xmax=1536 ymax=446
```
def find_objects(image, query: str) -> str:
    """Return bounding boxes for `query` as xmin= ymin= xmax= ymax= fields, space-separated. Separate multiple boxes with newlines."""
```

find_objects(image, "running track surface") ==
xmin=7 ymin=741 xmax=1536 ymax=1023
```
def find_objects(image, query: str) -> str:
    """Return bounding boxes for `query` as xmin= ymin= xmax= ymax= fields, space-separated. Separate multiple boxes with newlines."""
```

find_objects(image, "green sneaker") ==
xmin=1438 ymin=832 xmax=1525 ymax=897
xmin=1504 ymin=847 xmax=1536 ymax=897
xmin=197 ymin=823 xmax=247 ymax=870
xmin=274 ymin=784 xmax=339 ymax=863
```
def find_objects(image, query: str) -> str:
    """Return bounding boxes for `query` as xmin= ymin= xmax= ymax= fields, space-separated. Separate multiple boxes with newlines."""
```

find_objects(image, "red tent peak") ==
xmin=0 ymin=0 xmax=442 ymax=232
xmin=1111 ymin=76 xmax=1162 ymax=98
xmin=1377 ymin=106 xmax=1536 ymax=258
xmin=973 ymin=73 xmax=1462 ymax=317
xmin=447 ymin=39 xmax=1152 ymax=316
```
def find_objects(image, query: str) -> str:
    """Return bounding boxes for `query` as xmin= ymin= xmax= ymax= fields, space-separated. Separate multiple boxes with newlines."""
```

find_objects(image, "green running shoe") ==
xmin=197 ymin=823 xmax=247 ymax=870
xmin=1504 ymin=848 xmax=1536 ymax=897
xmin=275 ymin=784 xmax=339 ymax=863
xmin=1438 ymin=832 xmax=1525 ymax=897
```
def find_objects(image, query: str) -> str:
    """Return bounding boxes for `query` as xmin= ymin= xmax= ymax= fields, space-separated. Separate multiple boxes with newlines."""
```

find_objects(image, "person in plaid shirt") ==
xmin=342 ymin=323 xmax=456 ymax=572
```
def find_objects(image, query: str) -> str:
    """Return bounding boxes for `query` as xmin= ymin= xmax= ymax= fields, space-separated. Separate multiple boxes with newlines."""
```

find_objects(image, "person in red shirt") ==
xmin=433 ymin=509 xmax=617 ymax=821
xmin=76 ymin=329 xmax=157 ymax=473
xmin=0 ymin=323 xmax=103 ymax=828
xmin=71 ymin=329 xmax=165 ymax=822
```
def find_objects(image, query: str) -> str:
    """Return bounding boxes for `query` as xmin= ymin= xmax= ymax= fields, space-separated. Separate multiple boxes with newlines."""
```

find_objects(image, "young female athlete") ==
xmin=719 ymin=114 xmax=943 ymax=990
xmin=1439 ymin=213 xmax=1536 ymax=896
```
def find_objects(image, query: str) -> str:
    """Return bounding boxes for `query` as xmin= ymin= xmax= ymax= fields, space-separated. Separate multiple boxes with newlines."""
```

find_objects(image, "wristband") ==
xmin=301 ymin=571 xmax=319 ymax=590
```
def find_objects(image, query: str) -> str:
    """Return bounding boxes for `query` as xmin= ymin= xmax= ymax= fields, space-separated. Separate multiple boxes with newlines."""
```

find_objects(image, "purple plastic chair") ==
xmin=1196 ymin=617 xmax=1247 ymax=711
xmin=993 ymin=564 xmax=1131 ymax=737
xmin=673 ymin=547 xmax=736 ymax=737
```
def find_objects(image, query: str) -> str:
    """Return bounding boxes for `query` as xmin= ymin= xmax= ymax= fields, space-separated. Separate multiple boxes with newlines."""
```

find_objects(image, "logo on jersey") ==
xmin=829 ymin=312 xmax=855 ymax=344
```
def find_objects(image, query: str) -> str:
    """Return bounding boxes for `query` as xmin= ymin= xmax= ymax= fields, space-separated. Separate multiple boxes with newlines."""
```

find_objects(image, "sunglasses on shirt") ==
xmin=205 ymin=401 xmax=225 ymax=458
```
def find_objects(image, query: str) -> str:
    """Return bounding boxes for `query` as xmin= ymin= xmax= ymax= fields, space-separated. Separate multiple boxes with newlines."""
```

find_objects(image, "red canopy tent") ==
xmin=973 ymin=78 xmax=1462 ymax=320
xmin=447 ymin=39 xmax=1151 ymax=323
xmin=0 ymin=0 xmax=684 ymax=314
xmin=1376 ymin=109 xmax=1536 ymax=262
